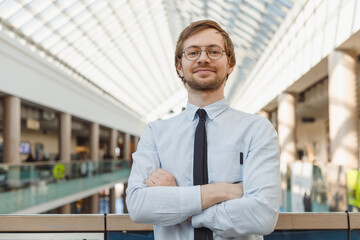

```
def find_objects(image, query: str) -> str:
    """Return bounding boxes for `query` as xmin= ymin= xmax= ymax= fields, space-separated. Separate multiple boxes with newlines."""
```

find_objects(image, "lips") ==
xmin=193 ymin=68 xmax=216 ymax=73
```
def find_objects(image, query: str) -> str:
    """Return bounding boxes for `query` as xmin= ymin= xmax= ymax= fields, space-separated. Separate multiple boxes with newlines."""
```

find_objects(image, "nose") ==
xmin=197 ymin=50 xmax=210 ymax=63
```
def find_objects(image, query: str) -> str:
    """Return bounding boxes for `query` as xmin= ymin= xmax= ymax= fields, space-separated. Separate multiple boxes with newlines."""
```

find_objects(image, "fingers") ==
xmin=146 ymin=179 xmax=155 ymax=187
xmin=146 ymin=168 xmax=177 ymax=187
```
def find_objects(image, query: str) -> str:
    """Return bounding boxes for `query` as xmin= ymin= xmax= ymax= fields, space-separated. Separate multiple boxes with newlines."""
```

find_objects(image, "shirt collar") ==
xmin=184 ymin=98 xmax=229 ymax=121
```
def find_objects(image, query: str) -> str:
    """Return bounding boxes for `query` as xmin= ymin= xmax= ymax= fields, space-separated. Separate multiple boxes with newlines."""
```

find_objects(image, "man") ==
xmin=126 ymin=20 xmax=280 ymax=240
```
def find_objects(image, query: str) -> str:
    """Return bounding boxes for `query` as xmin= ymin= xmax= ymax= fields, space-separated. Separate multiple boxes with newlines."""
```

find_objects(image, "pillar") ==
xmin=59 ymin=113 xmax=71 ymax=214
xmin=58 ymin=113 xmax=72 ymax=214
xmin=109 ymin=187 xmax=116 ymax=214
xmin=3 ymin=96 xmax=21 ymax=164
xmin=278 ymin=93 xmax=297 ymax=166
xmin=59 ymin=113 xmax=71 ymax=163
xmin=90 ymin=193 xmax=99 ymax=214
xmin=277 ymin=92 xmax=296 ymax=212
xmin=89 ymin=123 xmax=100 ymax=213
xmin=59 ymin=204 xmax=71 ymax=214
xmin=327 ymin=49 xmax=359 ymax=211
xmin=124 ymin=133 xmax=131 ymax=161
xmin=90 ymin=123 xmax=99 ymax=161
xmin=109 ymin=129 xmax=117 ymax=159
xmin=328 ymin=50 xmax=358 ymax=168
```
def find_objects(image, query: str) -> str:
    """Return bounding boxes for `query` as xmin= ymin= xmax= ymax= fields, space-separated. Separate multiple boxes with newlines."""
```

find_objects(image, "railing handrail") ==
xmin=0 ymin=213 xmax=358 ymax=232
xmin=0 ymin=159 xmax=128 ymax=168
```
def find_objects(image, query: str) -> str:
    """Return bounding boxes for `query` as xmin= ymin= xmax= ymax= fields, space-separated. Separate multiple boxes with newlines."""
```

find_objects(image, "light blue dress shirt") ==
xmin=126 ymin=98 xmax=280 ymax=240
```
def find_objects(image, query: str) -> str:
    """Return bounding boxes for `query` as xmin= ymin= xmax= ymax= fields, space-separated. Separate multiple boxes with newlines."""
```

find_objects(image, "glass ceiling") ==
xmin=0 ymin=0 xmax=293 ymax=122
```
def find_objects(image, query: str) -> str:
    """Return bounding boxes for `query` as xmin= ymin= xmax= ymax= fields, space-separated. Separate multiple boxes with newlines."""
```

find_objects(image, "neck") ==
xmin=187 ymin=87 xmax=224 ymax=108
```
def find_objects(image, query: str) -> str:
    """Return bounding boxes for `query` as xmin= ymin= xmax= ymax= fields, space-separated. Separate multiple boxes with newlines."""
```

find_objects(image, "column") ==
xmin=90 ymin=193 xmax=99 ymax=214
xmin=328 ymin=50 xmax=358 ymax=168
xmin=59 ymin=113 xmax=71 ymax=163
xmin=90 ymin=123 xmax=100 ymax=213
xmin=3 ymin=96 xmax=21 ymax=164
xmin=59 ymin=204 xmax=71 ymax=214
xmin=109 ymin=129 xmax=118 ymax=159
xmin=278 ymin=93 xmax=297 ymax=166
xmin=58 ymin=113 xmax=71 ymax=213
xmin=277 ymin=92 xmax=296 ymax=212
xmin=124 ymin=133 xmax=131 ymax=161
xmin=109 ymin=187 xmax=116 ymax=214
xmin=327 ymin=49 xmax=359 ymax=211
xmin=90 ymin=123 xmax=99 ymax=161
xmin=122 ymin=133 xmax=131 ymax=213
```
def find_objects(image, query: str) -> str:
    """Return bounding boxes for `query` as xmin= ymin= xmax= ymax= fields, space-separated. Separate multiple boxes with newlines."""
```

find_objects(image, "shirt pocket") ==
xmin=208 ymin=144 xmax=244 ymax=183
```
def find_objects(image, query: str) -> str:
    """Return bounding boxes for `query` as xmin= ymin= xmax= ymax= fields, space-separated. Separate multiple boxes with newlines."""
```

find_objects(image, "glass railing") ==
xmin=0 ymin=213 xmax=357 ymax=240
xmin=0 ymin=160 xmax=131 ymax=213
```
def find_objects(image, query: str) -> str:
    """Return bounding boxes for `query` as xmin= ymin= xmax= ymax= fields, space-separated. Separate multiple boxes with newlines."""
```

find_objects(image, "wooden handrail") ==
xmin=0 ymin=213 xmax=357 ymax=232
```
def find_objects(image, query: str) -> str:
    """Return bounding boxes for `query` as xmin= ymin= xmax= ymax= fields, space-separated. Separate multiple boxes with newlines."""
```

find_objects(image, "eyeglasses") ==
xmin=182 ymin=45 xmax=226 ymax=61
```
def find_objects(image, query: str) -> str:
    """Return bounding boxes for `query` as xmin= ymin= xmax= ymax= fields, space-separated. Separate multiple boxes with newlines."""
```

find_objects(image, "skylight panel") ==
xmin=81 ymin=16 xmax=96 ymax=31
xmin=0 ymin=0 xmax=22 ymax=19
xmin=88 ymin=0 xmax=105 ymax=11
xmin=48 ymin=12 xmax=68 ymax=29
xmin=49 ymin=38 xmax=69 ymax=54
xmin=57 ymin=21 xmax=76 ymax=36
xmin=73 ymin=8 xmax=92 ymax=25
xmin=64 ymin=28 xmax=82 ymax=43
xmin=94 ymin=7 xmax=111 ymax=21
xmin=37 ymin=3 xmax=61 ymax=23
xmin=63 ymin=1 xmax=84 ymax=19
xmin=31 ymin=25 xmax=52 ymax=42
xmin=8 ymin=7 xmax=33 ymax=28
xmin=28 ymin=0 xmax=51 ymax=14
xmin=20 ymin=17 xmax=45 ymax=36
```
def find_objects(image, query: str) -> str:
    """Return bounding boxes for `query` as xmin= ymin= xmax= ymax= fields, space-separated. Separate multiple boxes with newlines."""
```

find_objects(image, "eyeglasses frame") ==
xmin=182 ymin=45 xmax=226 ymax=61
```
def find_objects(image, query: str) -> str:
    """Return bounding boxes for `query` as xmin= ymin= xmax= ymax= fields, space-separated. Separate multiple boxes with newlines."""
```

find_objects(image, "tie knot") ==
xmin=196 ymin=109 xmax=207 ymax=120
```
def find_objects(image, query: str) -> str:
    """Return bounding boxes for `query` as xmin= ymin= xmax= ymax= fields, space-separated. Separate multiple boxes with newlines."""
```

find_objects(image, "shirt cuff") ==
xmin=192 ymin=205 xmax=215 ymax=228
xmin=180 ymin=185 xmax=202 ymax=218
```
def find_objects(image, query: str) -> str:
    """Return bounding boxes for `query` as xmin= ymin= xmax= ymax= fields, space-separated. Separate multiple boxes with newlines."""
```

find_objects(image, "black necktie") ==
xmin=194 ymin=109 xmax=213 ymax=240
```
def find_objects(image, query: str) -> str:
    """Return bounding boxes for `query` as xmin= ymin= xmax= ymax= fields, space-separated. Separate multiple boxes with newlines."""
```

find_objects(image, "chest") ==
xmin=156 ymin=121 xmax=250 ymax=185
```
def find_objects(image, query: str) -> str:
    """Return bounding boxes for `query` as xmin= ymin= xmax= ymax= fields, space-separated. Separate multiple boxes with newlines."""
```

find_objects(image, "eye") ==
xmin=207 ymin=47 xmax=222 ymax=55
xmin=185 ymin=47 xmax=200 ymax=58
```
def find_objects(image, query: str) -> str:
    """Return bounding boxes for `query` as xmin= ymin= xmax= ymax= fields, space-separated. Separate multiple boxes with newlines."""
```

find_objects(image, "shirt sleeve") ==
xmin=126 ymin=123 xmax=202 ymax=226
xmin=191 ymin=118 xmax=281 ymax=237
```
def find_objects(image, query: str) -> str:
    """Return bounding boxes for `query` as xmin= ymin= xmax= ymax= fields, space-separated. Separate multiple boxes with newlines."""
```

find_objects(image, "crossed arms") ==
xmin=126 ymin=119 xmax=280 ymax=237
xmin=146 ymin=168 xmax=243 ymax=210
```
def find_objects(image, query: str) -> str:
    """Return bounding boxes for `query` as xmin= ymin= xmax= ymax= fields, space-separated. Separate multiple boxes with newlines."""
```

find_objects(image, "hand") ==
xmin=146 ymin=168 xmax=177 ymax=187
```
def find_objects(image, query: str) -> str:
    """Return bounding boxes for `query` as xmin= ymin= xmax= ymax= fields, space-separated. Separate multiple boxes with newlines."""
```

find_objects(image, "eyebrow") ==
xmin=185 ymin=44 xmax=221 ymax=48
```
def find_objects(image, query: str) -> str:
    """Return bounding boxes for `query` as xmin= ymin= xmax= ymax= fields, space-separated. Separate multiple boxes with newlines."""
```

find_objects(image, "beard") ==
xmin=183 ymin=73 xmax=226 ymax=92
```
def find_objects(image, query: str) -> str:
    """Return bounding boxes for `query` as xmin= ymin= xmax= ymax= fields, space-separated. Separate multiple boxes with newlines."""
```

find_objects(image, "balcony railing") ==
xmin=0 ymin=213 xmax=358 ymax=239
xmin=0 ymin=160 xmax=131 ymax=213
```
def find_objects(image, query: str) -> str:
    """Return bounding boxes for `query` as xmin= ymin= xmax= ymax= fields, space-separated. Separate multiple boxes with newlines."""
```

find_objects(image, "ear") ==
xmin=226 ymin=62 xmax=234 ymax=76
xmin=177 ymin=61 xmax=184 ymax=78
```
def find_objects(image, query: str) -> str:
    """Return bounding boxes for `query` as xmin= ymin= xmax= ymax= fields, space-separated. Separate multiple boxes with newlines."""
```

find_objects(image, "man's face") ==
xmin=177 ymin=28 xmax=234 ymax=92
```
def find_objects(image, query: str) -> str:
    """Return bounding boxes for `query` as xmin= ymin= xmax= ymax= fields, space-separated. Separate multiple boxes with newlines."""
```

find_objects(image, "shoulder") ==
xmin=224 ymin=107 xmax=267 ymax=124
xmin=147 ymin=112 xmax=186 ymax=132
xmin=224 ymin=107 xmax=276 ymax=135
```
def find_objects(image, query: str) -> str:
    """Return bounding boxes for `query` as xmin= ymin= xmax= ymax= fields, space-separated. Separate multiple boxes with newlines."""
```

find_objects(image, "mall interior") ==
xmin=0 ymin=0 xmax=360 ymax=238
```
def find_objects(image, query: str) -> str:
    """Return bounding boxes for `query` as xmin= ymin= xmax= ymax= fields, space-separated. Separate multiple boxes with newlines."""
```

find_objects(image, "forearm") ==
xmin=126 ymin=184 xmax=202 ymax=226
xmin=192 ymin=194 xmax=279 ymax=237
xmin=200 ymin=182 xmax=243 ymax=209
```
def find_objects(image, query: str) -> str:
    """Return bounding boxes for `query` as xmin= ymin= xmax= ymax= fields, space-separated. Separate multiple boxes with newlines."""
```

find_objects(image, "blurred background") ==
xmin=0 ymin=0 xmax=359 ymax=214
